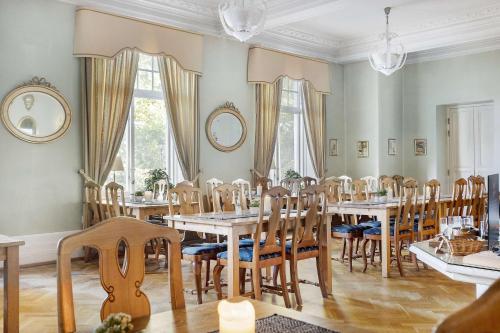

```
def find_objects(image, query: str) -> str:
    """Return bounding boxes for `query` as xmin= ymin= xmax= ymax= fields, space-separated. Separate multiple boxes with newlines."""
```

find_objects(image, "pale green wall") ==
xmin=402 ymin=50 xmax=500 ymax=185
xmin=0 ymin=0 xmax=81 ymax=236
xmin=326 ymin=63 xmax=345 ymax=176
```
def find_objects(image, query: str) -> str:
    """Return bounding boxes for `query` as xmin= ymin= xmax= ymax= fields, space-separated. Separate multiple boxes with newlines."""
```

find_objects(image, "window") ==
xmin=270 ymin=77 xmax=315 ymax=183
xmin=110 ymin=54 xmax=183 ymax=192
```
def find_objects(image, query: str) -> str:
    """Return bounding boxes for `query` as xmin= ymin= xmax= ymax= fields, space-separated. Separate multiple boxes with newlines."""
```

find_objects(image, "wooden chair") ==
xmin=322 ymin=179 xmax=343 ymax=205
xmin=380 ymin=177 xmax=398 ymax=198
xmin=255 ymin=176 xmax=273 ymax=191
xmin=449 ymin=178 xmax=468 ymax=217
xmin=205 ymin=178 xmax=223 ymax=211
xmin=169 ymin=185 xmax=222 ymax=304
xmin=83 ymin=181 xmax=105 ymax=262
xmin=361 ymin=176 xmax=378 ymax=195
xmin=232 ymin=178 xmax=252 ymax=203
xmin=213 ymin=184 xmax=244 ymax=212
xmin=351 ymin=179 xmax=368 ymax=201
xmin=338 ymin=175 xmax=352 ymax=198
xmin=57 ymin=217 xmax=185 ymax=333
xmin=274 ymin=185 xmax=327 ymax=306
xmin=213 ymin=187 xmax=292 ymax=308
xmin=153 ymin=179 xmax=168 ymax=201
xmin=361 ymin=179 xmax=418 ymax=277
xmin=104 ymin=182 xmax=130 ymax=218
xmin=378 ymin=175 xmax=388 ymax=183
xmin=416 ymin=179 xmax=441 ymax=241
xmin=302 ymin=176 xmax=317 ymax=187
xmin=280 ymin=177 xmax=302 ymax=194
xmin=393 ymin=175 xmax=404 ymax=190
xmin=467 ymin=175 xmax=486 ymax=227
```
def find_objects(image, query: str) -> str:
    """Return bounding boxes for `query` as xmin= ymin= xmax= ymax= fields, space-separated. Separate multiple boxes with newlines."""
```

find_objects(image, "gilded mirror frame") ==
xmin=1 ymin=77 xmax=72 ymax=144
xmin=206 ymin=102 xmax=247 ymax=152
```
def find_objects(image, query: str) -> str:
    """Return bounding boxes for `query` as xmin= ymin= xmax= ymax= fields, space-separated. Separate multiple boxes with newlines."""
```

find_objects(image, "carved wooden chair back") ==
xmin=153 ymin=179 xmax=168 ymax=201
xmin=253 ymin=187 xmax=291 ymax=260
xmin=167 ymin=185 xmax=204 ymax=215
xmin=57 ymin=217 xmax=185 ymax=333
xmin=338 ymin=175 xmax=353 ymax=197
xmin=393 ymin=175 xmax=404 ymax=190
xmin=380 ymin=177 xmax=398 ymax=198
xmin=84 ymin=181 xmax=104 ymax=229
xmin=324 ymin=176 xmax=341 ymax=182
xmin=205 ymin=178 xmax=223 ymax=205
xmin=255 ymin=176 xmax=273 ymax=191
xmin=450 ymin=178 xmax=468 ymax=217
xmin=418 ymin=179 xmax=441 ymax=240
xmin=213 ymin=184 xmax=242 ymax=212
xmin=351 ymin=179 xmax=368 ymax=201
xmin=105 ymin=182 xmax=128 ymax=218
xmin=322 ymin=179 xmax=343 ymax=204
xmin=361 ymin=176 xmax=378 ymax=194
xmin=177 ymin=180 xmax=194 ymax=187
xmin=467 ymin=175 xmax=486 ymax=226
xmin=394 ymin=179 xmax=418 ymax=240
xmin=232 ymin=178 xmax=252 ymax=202
xmin=292 ymin=185 xmax=326 ymax=251
xmin=280 ymin=178 xmax=302 ymax=194
xmin=302 ymin=176 xmax=317 ymax=187
xmin=378 ymin=175 xmax=388 ymax=183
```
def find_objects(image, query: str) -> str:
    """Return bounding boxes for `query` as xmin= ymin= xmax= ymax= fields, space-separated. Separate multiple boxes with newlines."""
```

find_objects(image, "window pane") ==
xmin=137 ymin=70 xmax=153 ymax=91
xmin=138 ymin=54 xmax=153 ymax=70
xmin=133 ymin=97 xmax=168 ymax=191
xmin=153 ymin=72 xmax=162 ymax=92
xmin=278 ymin=112 xmax=295 ymax=178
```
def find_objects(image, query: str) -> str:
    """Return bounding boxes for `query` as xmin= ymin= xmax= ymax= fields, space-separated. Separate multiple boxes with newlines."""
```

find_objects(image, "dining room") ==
xmin=1 ymin=0 xmax=500 ymax=332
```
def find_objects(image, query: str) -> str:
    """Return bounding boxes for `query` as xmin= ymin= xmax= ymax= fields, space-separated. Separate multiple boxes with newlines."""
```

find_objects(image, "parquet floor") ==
xmin=0 ymin=243 xmax=474 ymax=333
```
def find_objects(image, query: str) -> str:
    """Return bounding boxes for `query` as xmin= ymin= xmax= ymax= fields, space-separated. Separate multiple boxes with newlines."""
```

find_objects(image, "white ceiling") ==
xmin=59 ymin=0 xmax=500 ymax=63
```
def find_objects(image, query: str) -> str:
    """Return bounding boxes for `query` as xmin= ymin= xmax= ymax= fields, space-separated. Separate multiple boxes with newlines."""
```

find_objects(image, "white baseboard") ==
xmin=1 ymin=230 xmax=82 ymax=267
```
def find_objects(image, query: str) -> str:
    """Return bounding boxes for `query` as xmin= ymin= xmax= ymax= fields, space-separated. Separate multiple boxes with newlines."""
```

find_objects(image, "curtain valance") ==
xmin=74 ymin=9 xmax=204 ymax=74
xmin=247 ymin=47 xmax=331 ymax=94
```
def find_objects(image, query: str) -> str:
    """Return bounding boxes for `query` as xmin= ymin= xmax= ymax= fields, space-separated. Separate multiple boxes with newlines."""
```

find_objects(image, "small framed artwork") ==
xmin=388 ymin=138 xmax=397 ymax=156
xmin=329 ymin=139 xmax=338 ymax=156
xmin=414 ymin=139 xmax=427 ymax=156
xmin=357 ymin=140 xmax=369 ymax=158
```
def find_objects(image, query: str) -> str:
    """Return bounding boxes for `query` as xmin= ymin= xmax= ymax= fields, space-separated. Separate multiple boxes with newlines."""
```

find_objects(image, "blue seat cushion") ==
xmin=332 ymin=224 xmax=366 ymax=233
xmin=285 ymin=240 xmax=318 ymax=254
xmin=413 ymin=223 xmax=435 ymax=231
xmin=363 ymin=226 xmax=411 ymax=236
xmin=182 ymin=243 xmax=226 ymax=255
xmin=358 ymin=221 xmax=381 ymax=228
xmin=217 ymin=247 xmax=281 ymax=262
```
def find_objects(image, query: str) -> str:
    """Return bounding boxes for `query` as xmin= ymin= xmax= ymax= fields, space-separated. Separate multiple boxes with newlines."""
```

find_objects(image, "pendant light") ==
xmin=218 ymin=0 xmax=267 ymax=42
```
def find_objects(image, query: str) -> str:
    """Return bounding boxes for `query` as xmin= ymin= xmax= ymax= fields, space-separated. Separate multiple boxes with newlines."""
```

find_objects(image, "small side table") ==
xmin=0 ymin=235 xmax=24 ymax=333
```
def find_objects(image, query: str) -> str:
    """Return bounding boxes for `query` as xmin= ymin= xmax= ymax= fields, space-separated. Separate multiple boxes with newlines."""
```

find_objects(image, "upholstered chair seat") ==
xmin=217 ymin=247 xmax=281 ymax=262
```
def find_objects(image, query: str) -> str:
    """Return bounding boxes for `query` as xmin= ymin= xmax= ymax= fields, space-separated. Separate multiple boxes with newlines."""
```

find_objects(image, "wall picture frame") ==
xmin=388 ymin=138 xmax=397 ymax=156
xmin=414 ymin=138 xmax=427 ymax=156
xmin=357 ymin=140 xmax=369 ymax=158
xmin=328 ymin=138 xmax=338 ymax=156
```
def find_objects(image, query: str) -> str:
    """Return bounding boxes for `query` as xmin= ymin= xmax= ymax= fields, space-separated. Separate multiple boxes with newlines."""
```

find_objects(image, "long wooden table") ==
xmin=97 ymin=201 xmax=200 ymax=221
xmin=327 ymin=195 xmax=455 ymax=278
xmin=0 ymin=235 xmax=24 ymax=333
xmin=164 ymin=211 xmax=333 ymax=298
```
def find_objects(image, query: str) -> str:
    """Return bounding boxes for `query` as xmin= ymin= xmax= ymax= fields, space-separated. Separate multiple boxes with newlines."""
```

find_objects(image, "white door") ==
xmin=447 ymin=102 xmax=495 ymax=192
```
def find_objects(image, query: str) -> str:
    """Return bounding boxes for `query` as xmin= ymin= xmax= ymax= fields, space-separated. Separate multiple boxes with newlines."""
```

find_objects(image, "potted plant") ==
xmin=373 ymin=189 xmax=388 ymax=202
xmin=144 ymin=169 xmax=174 ymax=192
xmin=284 ymin=169 xmax=301 ymax=179
xmin=134 ymin=190 xmax=144 ymax=203
xmin=249 ymin=198 xmax=260 ymax=214
xmin=95 ymin=313 xmax=133 ymax=333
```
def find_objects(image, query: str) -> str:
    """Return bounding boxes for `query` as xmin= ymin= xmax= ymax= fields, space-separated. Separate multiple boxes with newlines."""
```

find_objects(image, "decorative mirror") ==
xmin=206 ymin=102 xmax=247 ymax=152
xmin=1 ymin=77 xmax=71 ymax=143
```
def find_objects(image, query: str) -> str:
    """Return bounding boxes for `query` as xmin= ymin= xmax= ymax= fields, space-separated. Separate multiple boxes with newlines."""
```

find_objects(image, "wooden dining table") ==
xmin=164 ymin=210 xmax=333 ymax=298
xmin=98 ymin=201 xmax=200 ymax=221
xmin=327 ymin=195 xmax=455 ymax=278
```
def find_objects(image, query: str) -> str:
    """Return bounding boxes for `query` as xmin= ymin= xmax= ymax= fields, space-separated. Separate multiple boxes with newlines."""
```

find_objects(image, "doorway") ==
xmin=446 ymin=101 xmax=495 ymax=192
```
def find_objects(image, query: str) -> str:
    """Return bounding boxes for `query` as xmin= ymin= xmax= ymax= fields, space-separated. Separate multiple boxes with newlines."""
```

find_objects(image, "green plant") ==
xmin=144 ymin=168 xmax=173 ymax=192
xmin=284 ymin=169 xmax=301 ymax=179
xmin=377 ymin=189 xmax=388 ymax=196
xmin=95 ymin=313 xmax=133 ymax=333
xmin=249 ymin=198 xmax=260 ymax=207
xmin=134 ymin=191 xmax=144 ymax=197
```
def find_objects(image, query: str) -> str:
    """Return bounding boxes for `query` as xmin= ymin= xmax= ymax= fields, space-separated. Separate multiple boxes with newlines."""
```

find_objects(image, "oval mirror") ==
xmin=1 ymin=77 xmax=71 ymax=143
xmin=206 ymin=102 xmax=247 ymax=152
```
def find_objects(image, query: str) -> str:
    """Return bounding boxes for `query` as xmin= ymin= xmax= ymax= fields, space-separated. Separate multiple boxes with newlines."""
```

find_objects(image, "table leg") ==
xmin=323 ymin=215 xmax=333 ymax=295
xmin=226 ymin=229 xmax=240 ymax=297
xmin=4 ymin=246 xmax=20 ymax=333
xmin=379 ymin=209 xmax=391 ymax=278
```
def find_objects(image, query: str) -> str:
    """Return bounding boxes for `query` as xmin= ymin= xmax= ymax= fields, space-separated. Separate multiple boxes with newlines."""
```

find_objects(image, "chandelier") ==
xmin=218 ymin=0 xmax=267 ymax=42
xmin=368 ymin=7 xmax=407 ymax=76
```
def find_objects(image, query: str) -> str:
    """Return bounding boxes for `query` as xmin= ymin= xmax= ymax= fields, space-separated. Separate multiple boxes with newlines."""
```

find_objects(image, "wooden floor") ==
xmin=1 ymin=242 xmax=474 ymax=333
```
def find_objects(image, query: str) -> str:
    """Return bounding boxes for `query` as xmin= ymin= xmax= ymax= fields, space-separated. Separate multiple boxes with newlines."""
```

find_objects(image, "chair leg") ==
xmin=378 ymin=240 xmax=382 ymax=262
xmin=315 ymin=256 xmax=328 ymax=298
xmin=355 ymin=238 xmax=360 ymax=254
xmin=290 ymin=259 xmax=302 ymax=307
xmin=395 ymin=241 xmax=404 ymax=277
xmin=361 ymin=239 xmax=369 ymax=273
xmin=370 ymin=240 xmax=376 ymax=265
xmin=252 ymin=267 xmax=262 ymax=300
xmin=239 ymin=268 xmax=246 ymax=294
xmin=347 ymin=238 xmax=354 ymax=272
xmin=279 ymin=263 xmax=291 ymax=308
xmin=272 ymin=266 xmax=279 ymax=287
xmin=340 ymin=239 xmax=346 ymax=262
xmin=193 ymin=260 xmax=203 ymax=304
xmin=205 ymin=260 xmax=211 ymax=293
xmin=162 ymin=239 xmax=169 ymax=268
xmin=213 ymin=264 xmax=224 ymax=300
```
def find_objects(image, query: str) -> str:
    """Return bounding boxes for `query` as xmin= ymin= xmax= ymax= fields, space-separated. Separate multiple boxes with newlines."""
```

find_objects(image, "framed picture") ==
xmin=357 ymin=140 xmax=369 ymax=158
xmin=414 ymin=139 xmax=427 ymax=156
xmin=388 ymin=138 xmax=397 ymax=156
xmin=328 ymin=139 xmax=338 ymax=156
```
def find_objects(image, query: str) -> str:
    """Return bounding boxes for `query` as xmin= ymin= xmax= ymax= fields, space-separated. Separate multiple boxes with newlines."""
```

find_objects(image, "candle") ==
xmin=263 ymin=196 xmax=272 ymax=212
xmin=256 ymin=185 xmax=262 ymax=197
xmin=218 ymin=300 xmax=255 ymax=333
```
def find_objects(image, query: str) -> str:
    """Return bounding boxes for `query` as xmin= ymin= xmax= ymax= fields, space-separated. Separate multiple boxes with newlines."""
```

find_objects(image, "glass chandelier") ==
xmin=218 ymin=0 xmax=267 ymax=42
xmin=368 ymin=7 xmax=407 ymax=76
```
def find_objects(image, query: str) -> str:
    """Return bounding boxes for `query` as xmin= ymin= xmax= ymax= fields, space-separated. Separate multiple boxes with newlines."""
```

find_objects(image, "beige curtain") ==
xmin=157 ymin=56 xmax=200 ymax=182
xmin=302 ymin=80 xmax=327 ymax=179
xmin=253 ymin=80 xmax=283 ymax=184
xmin=82 ymin=49 xmax=140 ymax=185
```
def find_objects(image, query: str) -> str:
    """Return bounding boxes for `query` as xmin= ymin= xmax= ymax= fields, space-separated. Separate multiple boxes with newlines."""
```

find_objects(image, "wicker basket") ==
xmin=439 ymin=237 xmax=485 ymax=256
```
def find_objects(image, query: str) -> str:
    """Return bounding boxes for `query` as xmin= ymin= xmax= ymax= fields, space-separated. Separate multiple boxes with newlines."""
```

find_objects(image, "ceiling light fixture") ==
xmin=218 ymin=0 xmax=267 ymax=42
xmin=369 ymin=7 xmax=407 ymax=76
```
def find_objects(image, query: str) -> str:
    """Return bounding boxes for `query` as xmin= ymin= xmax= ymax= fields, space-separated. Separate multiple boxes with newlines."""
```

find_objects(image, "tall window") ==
xmin=111 ymin=54 xmax=183 ymax=192
xmin=270 ymin=77 xmax=314 ymax=183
